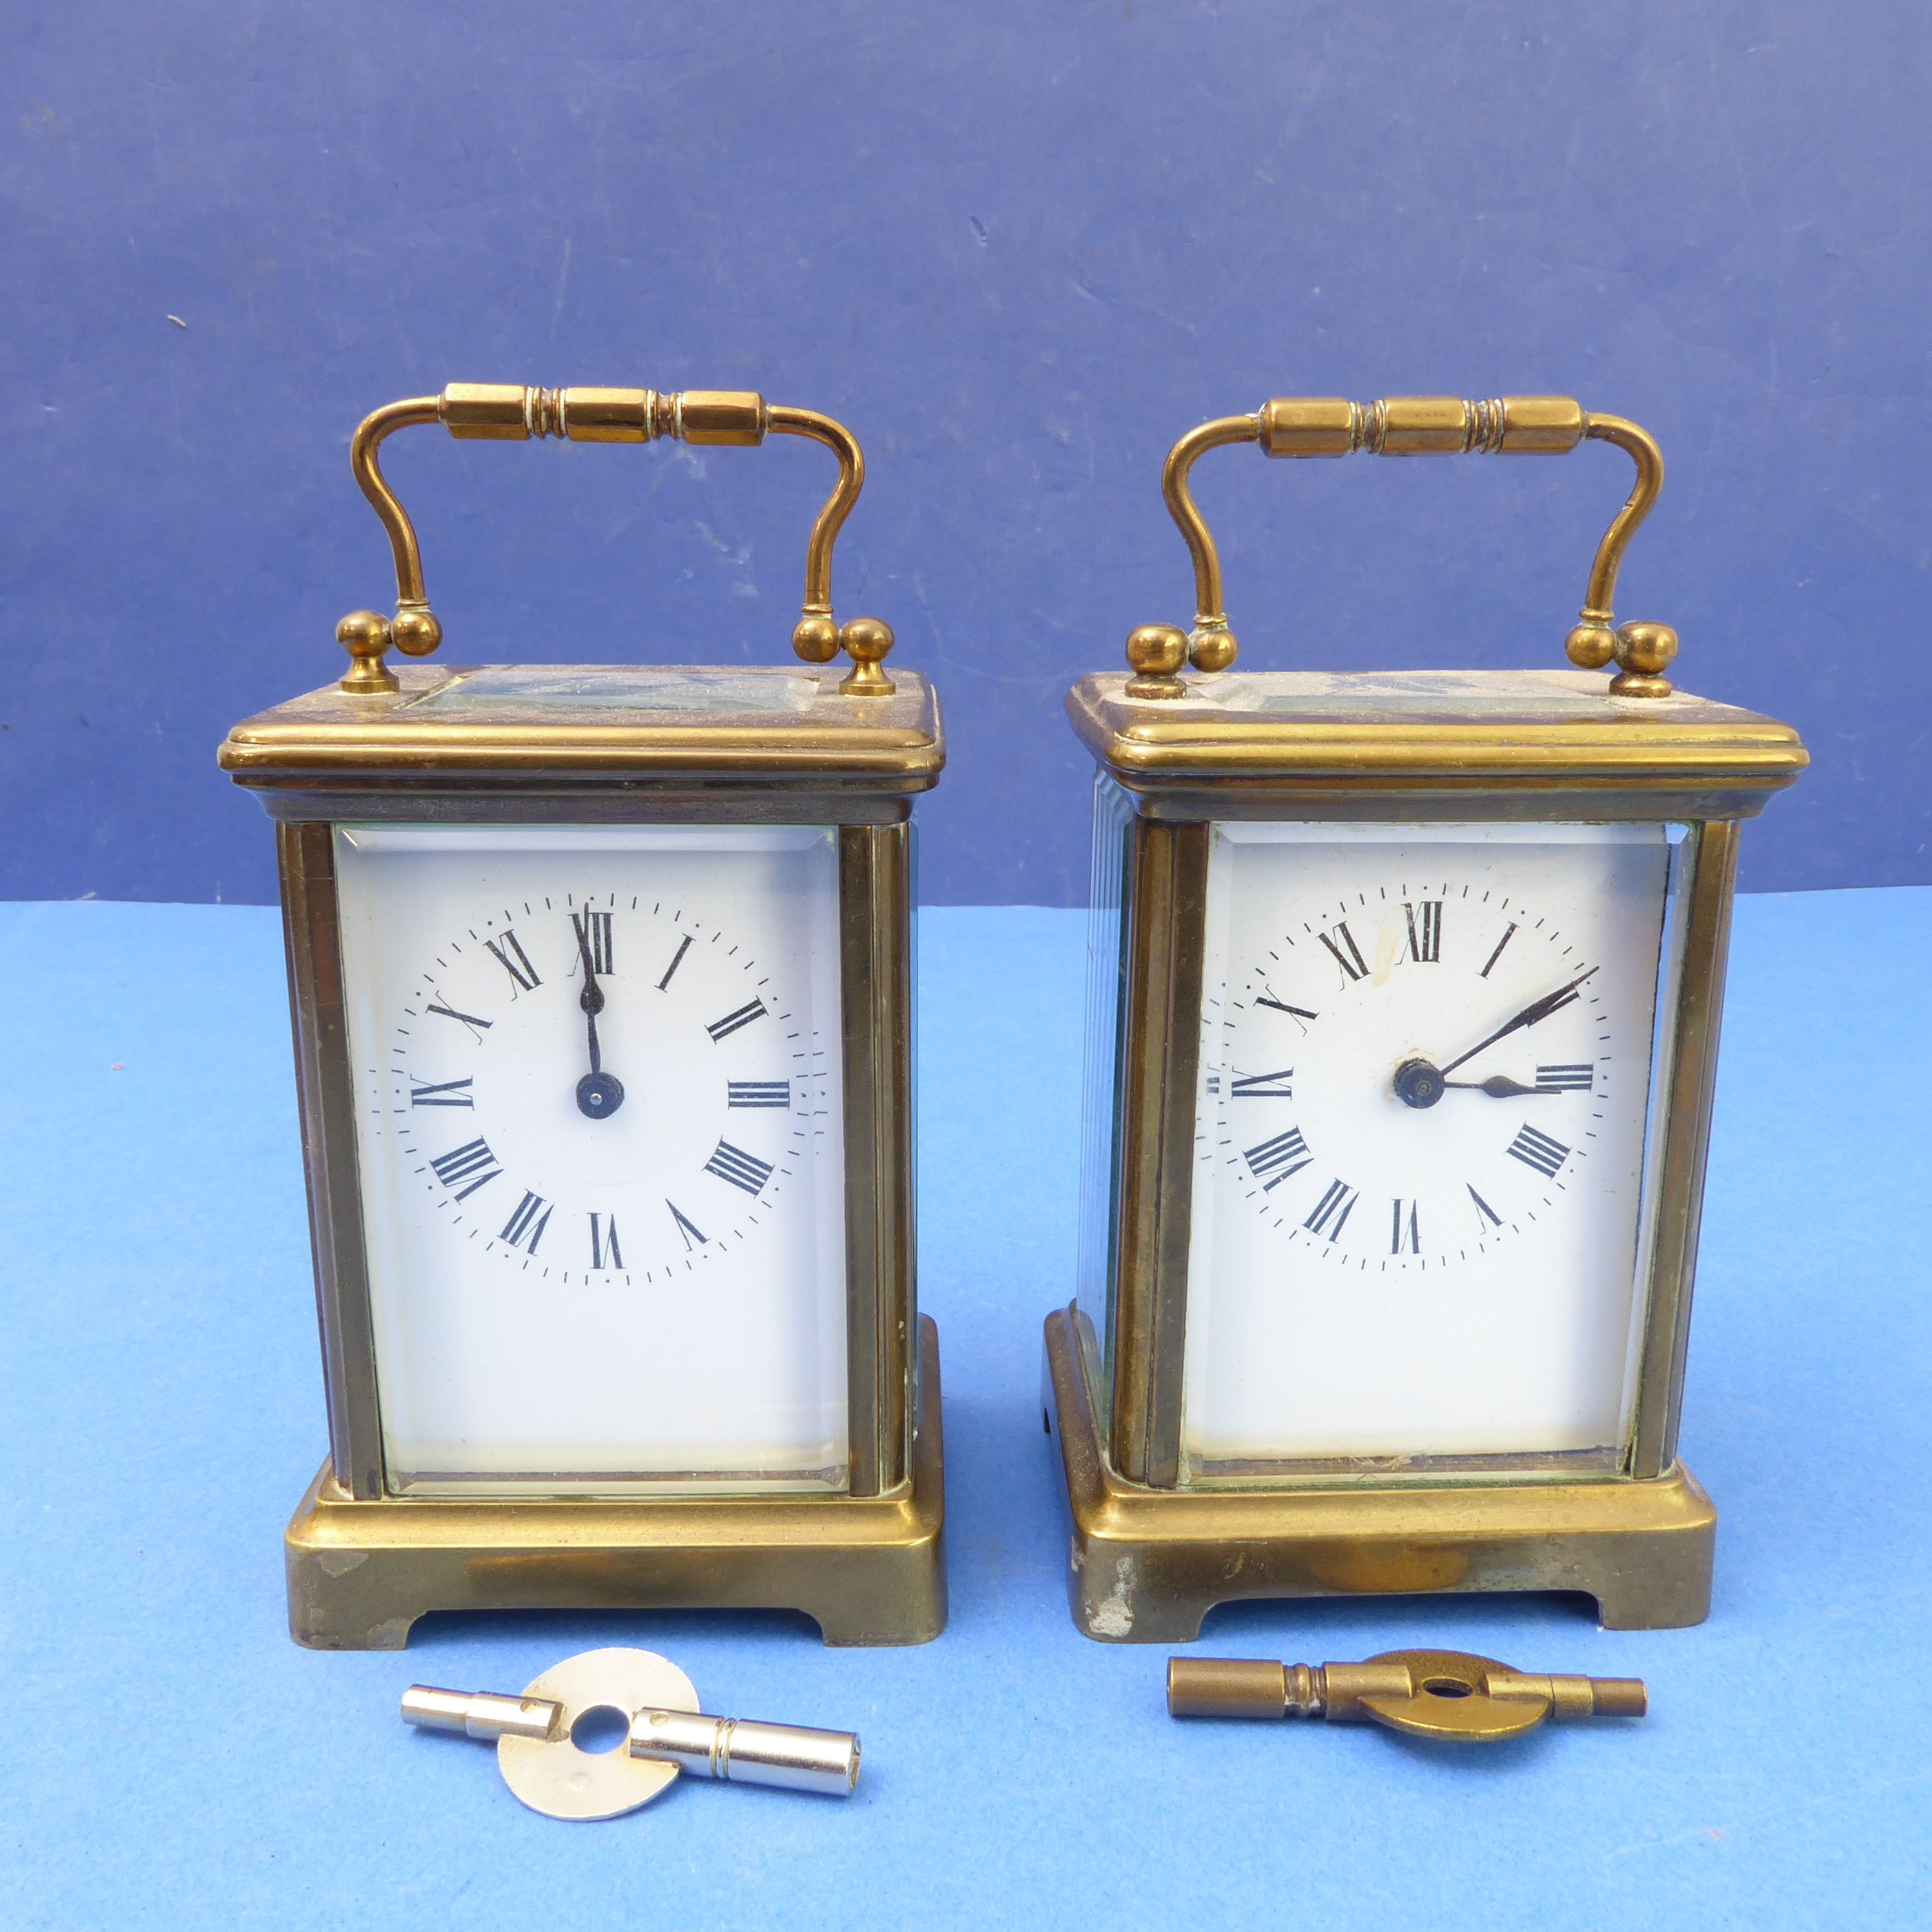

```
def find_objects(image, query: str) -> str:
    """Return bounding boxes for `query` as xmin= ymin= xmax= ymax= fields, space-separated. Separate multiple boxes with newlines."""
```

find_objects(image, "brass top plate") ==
xmin=220 ymin=663 xmax=944 ymax=794
xmin=1065 ymin=668 xmax=1805 ymax=809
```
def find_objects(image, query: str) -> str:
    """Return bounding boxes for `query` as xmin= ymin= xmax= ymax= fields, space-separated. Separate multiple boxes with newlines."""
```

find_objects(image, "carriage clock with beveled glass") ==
xmin=1045 ymin=395 xmax=1805 ymax=1640
xmin=221 ymin=384 xmax=945 ymax=1648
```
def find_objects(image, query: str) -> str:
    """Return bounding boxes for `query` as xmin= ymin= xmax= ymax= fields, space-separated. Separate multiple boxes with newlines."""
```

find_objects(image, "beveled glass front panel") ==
xmin=1181 ymin=821 xmax=1688 ymax=1475
xmin=334 ymin=823 xmax=848 ymax=1496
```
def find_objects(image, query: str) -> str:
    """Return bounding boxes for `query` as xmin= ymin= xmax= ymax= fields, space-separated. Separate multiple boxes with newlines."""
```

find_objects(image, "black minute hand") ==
xmin=572 ymin=913 xmax=625 ymax=1120
xmin=1437 ymin=967 xmax=1599 ymax=1079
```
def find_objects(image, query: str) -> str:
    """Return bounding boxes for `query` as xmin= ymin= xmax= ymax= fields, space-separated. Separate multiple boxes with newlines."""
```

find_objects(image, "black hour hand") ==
xmin=1444 ymin=1074 xmax=1557 ymax=1098
xmin=572 ymin=912 xmax=625 ymax=1120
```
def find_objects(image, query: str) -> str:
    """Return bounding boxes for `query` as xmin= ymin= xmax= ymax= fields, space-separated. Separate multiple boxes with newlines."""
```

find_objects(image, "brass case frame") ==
xmin=225 ymin=665 xmax=945 ymax=1647
xmin=291 ymin=1315 xmax=945 ymax=1649
xmin=1044 ymin=1304 xmax=1714 ymax=1639
xmin=1049 ymin=671 xmax=1805 ymax=1639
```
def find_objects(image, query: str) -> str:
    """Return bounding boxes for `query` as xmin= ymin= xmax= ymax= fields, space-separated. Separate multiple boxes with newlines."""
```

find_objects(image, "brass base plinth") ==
xmin=285 ymin=1318 xmax=947 ymax=1650
xmin=1042 ymin=1306 xmax=1714 ymax=1642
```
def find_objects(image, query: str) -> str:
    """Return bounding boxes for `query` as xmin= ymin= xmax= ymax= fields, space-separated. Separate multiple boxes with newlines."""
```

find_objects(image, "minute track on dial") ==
xmin=1210 ymin=877 xmax=1608 ymax=1274
xmin=386 ymin=895 xmax=819 ymax=1286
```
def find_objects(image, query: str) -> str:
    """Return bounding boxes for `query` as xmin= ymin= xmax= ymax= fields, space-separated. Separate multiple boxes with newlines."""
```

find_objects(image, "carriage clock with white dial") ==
xmin=1045 ymin=395 xmax=1805 ymax=1640
xmin=221 ymin=384 xmax=945 ymax=1647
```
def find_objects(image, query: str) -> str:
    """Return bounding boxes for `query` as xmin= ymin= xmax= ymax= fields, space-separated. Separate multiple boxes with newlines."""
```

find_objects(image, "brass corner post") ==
xmin=1142 ymin=395 xmax=1676 ymax=695
xmin=1107 ymin=817 xmax=1209 ymax=1487
xmin=336 ymin=385 xmax=894 ymax=695
xmin=839 ymin=823 xmax=916 ymax=1499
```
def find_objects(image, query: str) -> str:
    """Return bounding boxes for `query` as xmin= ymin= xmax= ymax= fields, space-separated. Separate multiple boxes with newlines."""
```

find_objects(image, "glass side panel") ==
xmin=1617 ymin=824 xmax=1695 ymax=1454
xmin=1181 ymin=820 xmax=1682 ymax=1483
xmin=908 ymin=817 xmax=923 ymax=1417
xmin=404 ymin=666 xmax=819 ymax=715
xmin=1074 ymin=774 xmax=1134 ymax=1432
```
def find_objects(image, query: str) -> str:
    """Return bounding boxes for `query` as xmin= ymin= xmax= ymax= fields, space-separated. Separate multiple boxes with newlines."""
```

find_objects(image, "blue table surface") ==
xmin=2 ymin=892 xmax=1927 ymax=1929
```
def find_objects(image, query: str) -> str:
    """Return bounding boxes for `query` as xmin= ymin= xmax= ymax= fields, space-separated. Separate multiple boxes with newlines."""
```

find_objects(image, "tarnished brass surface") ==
xmin=1043 ymin=1306 xmax=1716 ymax=1641
xmin=1168 ymin=1650 xmax=1646 ymax=1740
xmin=1124 ymin=624 xmax=1191 ymax=701
xmin=334 ymin=385 xmax=893 ymax=692
xmin=1631 ymin=819 xmax=1739 ymax=1478
xmin=1106 ymin=819 xmax=1207 ymax=1487
xmin=839 ymin=823 xmax=917 ymax=1497
xmin=1065 ymin=670 xmax=1806 ymax=819
xmin=287 ymin=1318 xmax=947 ymax=1649
xmin=278 ymin=821 xmax=383 ymax=1500
xmin=220 ymin=664 xmax=943 ymax=794
xmin=1151 ymin=396 xmax=1672 ymax=688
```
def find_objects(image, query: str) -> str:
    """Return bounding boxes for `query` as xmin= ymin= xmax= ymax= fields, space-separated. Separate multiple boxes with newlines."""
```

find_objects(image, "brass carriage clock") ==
xmin=1045 ymin=395 xmax=1805 ymax=1639
xmin=221 ymin=385 xmax=945 ymax=1648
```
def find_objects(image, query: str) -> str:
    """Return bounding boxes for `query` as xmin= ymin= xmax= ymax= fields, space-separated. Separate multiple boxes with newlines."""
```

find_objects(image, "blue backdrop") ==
xmin=4 ymin=3 xmax=1926 ymax=905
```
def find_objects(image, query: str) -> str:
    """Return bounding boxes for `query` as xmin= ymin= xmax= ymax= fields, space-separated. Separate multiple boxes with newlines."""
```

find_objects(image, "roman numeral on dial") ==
xmin=484 ymin=929 xmax=541 ymax=991
xmin=1404 ymin=901 xmax=1441 ymax=963
xmin=1391 ymin=1198 xmax=1420 ymax=1253
xmin=1304 ymin=1180 xmax=1359 ymax=1240
xmin=657 ymin=933 xmax=694 ymax=991
xmin=500 ymin=1190 xmax=551 ymax=1253
xmin=1480 ymin=923 xmax=1518 ymax=980
xmin=1230 ymin=1068 xmax=1295 ymax=1100
xmin=666 ymin=1200 xmax=708 ymax=1250
xmin=1244 ymin=1128 xmax=1312 ymax=1191
xmin=1506 ymin=1123 xmax=1571 ymax=1178
xmin=1536 ymin=1064 xmax=1594 ymax=1091
xmin=1468 ymin=1184 xmax=1503 ymax=1228
xmin=728 ymin=1080 xmax=792 ymax=1109
xmin=426 ymin=999 xmax=491 ymax=1036
xmin=1255 ymin=994 xmax=1319 ymax=1029
xmin=571 ymin=909 xmax=614 ymax=974
xmin=706 ymin=998 xmax=767 ymax=1043
xmin=704 ymin=1138 xmax=774 ymax=1196
xmin=409 ymin=1076 xmax=473 ymax=1108
xmin=429 ymin=1137 xmax=501 ymax=1201
xmin=588 ymin=1212 xmax=624 ymax=1270
xmin=1319 ymin=921 xmax=1368 ymax=984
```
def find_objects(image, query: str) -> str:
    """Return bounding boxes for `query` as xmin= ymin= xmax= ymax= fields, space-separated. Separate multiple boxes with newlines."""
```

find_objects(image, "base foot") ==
xmin=1042 ymin=1305 xmax=1713 ymax=1641
xmin=285 ymin=1317 xmax=948 ymax=1649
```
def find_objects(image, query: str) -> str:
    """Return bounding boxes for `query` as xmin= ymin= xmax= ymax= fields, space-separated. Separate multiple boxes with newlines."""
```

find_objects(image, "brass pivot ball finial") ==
xmin=1610 ymin=620 xmax=1678 ymax=699
xmin=336 ymin=602 xmax=443 ymax=697
xmin=1187 ymin=620 xmax=1237 ymax=673
xmin=337 ymin=611 xmax=400 ymax=695
xmin=836 ymin=615 xmax=896 ymax=697
xmin=1567 ymin=615 xmax=1679 ymax=698
xmin=1124 ymin=624 xmax=1190 ymax=699
xmin=389 ymin=601 xmax=444 ymax=658
xmin=791 ymin=612 xmax=841 ymax=664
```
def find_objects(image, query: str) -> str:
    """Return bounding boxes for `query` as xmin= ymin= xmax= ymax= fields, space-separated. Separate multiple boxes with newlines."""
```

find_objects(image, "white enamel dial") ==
xmin=1183 ymin=823 xmax=1680 ymax=1470
xmin=388 ymin=896 xmax=816 ymax=1285
xmin=333 ymin=824 xmax=848 ymax=1497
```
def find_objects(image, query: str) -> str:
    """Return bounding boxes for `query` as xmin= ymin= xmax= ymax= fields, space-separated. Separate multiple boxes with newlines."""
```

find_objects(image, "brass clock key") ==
xmin=402 ymin=1647 xmax=861 ymax=1819
xmin=1168 ymin=1650 xmax=1647 ymax=1743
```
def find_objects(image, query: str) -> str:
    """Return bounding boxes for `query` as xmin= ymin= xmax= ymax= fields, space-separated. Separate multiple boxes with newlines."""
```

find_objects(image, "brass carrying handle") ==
xmin=1124 ymin=396 xmax=1678 ymax=700
xmin=334 ymin=385 xmax=894 ymax=697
